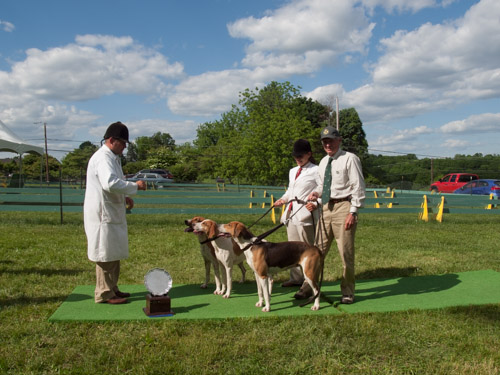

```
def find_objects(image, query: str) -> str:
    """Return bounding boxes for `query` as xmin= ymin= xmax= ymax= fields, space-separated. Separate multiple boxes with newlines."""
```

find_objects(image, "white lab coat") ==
xmin=84 ymin=144 xmax=138 ymax=262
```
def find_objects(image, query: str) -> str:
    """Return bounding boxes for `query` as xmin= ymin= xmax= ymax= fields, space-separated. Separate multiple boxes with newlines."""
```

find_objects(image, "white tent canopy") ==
xmin=0 ymin=120 xmax=43 ymax=155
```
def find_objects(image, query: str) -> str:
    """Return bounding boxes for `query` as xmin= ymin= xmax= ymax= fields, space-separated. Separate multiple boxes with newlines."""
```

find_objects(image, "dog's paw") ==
xmin=255 ymin=301 xmax=263 ymax=307
xmin=223 ymin=293 xmax=231 ymax=299
xmin=214 ymin=289 xmax=222 ymax=295
xmin=311 ymin=305 xmax=319 ymax=311
xmin=261 ymin=306 xmax=270 ymax=312
xmin=200 ymin=284 xmax=208 ymax=289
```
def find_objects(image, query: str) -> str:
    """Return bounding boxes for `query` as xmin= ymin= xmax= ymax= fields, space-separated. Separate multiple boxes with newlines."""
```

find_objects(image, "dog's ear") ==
xmin=206 ymin=220 xmax=217 ymax=238
xmin=194 ymin=216 xmax=205 ymax=224
xmin=234 ymin=221 xmax=252 ymax=239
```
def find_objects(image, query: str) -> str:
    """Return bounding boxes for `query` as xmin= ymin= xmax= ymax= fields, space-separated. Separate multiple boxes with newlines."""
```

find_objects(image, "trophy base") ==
xmin=143 ymin=293 xmax=174 ymax=317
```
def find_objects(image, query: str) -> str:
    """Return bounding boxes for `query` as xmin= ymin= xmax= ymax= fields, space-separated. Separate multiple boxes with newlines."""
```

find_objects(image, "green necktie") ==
xmin=321 ymin=157 xmax=333 ymax=204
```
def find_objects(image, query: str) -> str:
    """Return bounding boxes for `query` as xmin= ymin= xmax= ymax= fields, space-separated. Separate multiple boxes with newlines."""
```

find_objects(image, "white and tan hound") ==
xmin=185 ymin=217 xmax=245 ymax=295
xmin=191 ymin=219 xmax=246 ymax=298
xmin=218 ymin=221 xmax=323 ymax=312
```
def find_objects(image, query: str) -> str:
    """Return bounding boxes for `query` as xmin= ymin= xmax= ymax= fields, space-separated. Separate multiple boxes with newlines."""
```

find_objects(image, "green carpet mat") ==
xmin=48 ymin=270 xmax=500 ymax=321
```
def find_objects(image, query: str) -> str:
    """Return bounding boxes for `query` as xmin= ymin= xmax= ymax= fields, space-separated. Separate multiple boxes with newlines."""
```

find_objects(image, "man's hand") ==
xmin=307 ymin=192 xmax=319 ymax=202
xmin=345 ymin=213 xmax=357 ymax=230
xmin=125 ymin=196 xmax=134 ymax=210
xmin=136 ymin=180 xmax=146 ymax=191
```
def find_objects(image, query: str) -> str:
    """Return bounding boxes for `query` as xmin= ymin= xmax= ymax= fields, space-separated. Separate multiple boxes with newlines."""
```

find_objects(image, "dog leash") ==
xmin=242 ymin=198 xmax=308 ymax=250
xmin=247 ymin=197 xmax=307 ymax=229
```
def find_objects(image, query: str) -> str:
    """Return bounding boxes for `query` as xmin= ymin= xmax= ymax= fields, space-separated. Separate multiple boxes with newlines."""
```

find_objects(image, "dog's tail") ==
xmin=299 ymin=252 xmax=331 ymax=308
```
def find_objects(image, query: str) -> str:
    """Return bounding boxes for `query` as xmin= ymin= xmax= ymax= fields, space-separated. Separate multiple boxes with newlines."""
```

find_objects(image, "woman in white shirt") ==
xmin=274 ymin=139 xmax=319 ymax=287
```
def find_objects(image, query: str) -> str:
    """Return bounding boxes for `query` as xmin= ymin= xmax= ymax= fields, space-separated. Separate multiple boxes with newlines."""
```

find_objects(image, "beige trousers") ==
xmin=316 ymin=200 xmax=356 ymax=296
xmin=286 ymin=222 xmax=316 ymax=283
xmin=301 ymin=200 xmax=356 ymax=296
xmin=95 ymin=260 xmax=121 ymax=303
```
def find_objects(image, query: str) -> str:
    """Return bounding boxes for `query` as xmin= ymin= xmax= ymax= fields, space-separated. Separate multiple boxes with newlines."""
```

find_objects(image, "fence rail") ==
xmin=1 ymin=185 xmax=498 ymax=223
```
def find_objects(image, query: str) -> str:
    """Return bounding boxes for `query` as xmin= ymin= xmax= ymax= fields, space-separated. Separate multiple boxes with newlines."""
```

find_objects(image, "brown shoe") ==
xmin=282 ymin=281 xmax=302 ymax=287
xmin=115 ymin=290 xmax=131 ymax=298
xmin=293 ymin=290 xmax=312 ymax=300
xmin=106 ymin=296 xmax=128 ymax=304
xmin=341 ymin=295 xmax=354 ymax=304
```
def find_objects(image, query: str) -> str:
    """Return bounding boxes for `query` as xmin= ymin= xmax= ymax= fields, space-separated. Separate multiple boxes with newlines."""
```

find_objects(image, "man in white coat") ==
xmin=84 ymin=122 xmax=146 ymax=304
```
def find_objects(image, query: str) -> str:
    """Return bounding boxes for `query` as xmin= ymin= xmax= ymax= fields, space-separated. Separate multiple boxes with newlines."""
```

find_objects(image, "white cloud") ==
xmin=104 ymin=118 xmax=198 ymax=144
xmin=441 ymin=138 xmax=469 ymax=148
xmin=0 ymin=20 xmax=15 ymax=32
xmin=330 ymin=0 xmax=500 ymax=124
xmin=169 ymin=0 xmax=375 ymax=116
xmin=2 ymin=35 xmax=184 ymax=103
xmin=371 ymin=125 xmax=434 ymax=147
xmin=0 ymin=34 xmax=185 ymax=154
xmin=229 ymin=0 xmax=374 ymax=69
xmin=440 ymin=113 xmax=500 ymax=134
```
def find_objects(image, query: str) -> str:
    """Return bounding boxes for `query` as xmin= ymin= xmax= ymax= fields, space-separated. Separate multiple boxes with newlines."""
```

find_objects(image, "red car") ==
xmin=430 ymin=173 xmax=479 ymax=193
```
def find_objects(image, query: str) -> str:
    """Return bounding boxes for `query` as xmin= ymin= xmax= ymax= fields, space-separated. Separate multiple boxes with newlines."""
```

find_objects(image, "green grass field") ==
xmin=1 ymin=211 xmax=499 ymax=374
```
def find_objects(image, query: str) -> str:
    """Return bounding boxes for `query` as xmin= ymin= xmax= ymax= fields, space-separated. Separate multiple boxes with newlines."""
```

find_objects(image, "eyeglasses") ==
xmin=113 ymin=137 xmax=127 ymax=147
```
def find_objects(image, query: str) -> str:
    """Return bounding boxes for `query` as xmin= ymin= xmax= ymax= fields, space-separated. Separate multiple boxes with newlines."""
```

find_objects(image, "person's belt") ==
xmin=328 ymin=196 xmax=351 ymax=204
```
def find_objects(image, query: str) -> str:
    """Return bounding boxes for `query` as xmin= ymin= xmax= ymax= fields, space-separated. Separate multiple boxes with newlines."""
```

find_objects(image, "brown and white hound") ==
xmin=218 ymin=221 xmax=323 ymax=312
xmin=190 ymin=218 xmax=246 ymax=298
xmin=185 ymin=217 xmax=245 ymax=295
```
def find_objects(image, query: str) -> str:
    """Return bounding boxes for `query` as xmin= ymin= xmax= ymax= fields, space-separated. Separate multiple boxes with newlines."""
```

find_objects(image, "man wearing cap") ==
xmin=84 ymin=121 xmax=146 ymax=304
xmin=299 ymin=126 xmax=365 ymax=304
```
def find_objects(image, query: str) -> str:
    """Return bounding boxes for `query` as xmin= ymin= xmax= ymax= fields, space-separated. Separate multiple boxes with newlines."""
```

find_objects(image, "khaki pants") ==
xmin=302 ymin=200 xmax=356 ymax=296
xmin=286 ymin=222 xmax=315 ymax=283
xmin=95 ymin=260 xmax=121 ymax=303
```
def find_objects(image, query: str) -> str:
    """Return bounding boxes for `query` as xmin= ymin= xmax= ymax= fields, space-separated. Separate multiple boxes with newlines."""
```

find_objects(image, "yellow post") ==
xmin=249 ymin=190 xmax=254 ymax=208
xmin=374 ymin=191 xmax=378 ymax=198
xmin=262 ymin=191 xmax=267 ymax=208
xmin=419 ymin=195 xmax=429 ymax=222
xmin=486 ymin=193 xmax=494 ymax=209
xmin=386 ymin=187 xmax=390 ymax=193
xmin=270 ymin=195 xmax=276 ymax=224
xmin=436 ymin=196 xmax=445 ymax=222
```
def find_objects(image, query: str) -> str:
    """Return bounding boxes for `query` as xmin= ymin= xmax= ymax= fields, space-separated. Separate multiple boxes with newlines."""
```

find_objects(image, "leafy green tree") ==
xmin=61 ymin=142 xmax=98 ymax=178
xmin=195 ymin=81 xmax=331 ymax=185
xmin=125 ymin=142 xmax=138 ymax=163
xmin=145 ymin=146 xmax=178 ymax=170
xmin=22 ymin=153 xmax=61 ymax=181
xmin=135 ymin=132 xmax=175 ymax=161
xmin=0 ymin=158 xmax=17 ymax=177
xmin=334 ymin=108 xmax=368 ymax=159
xmin=169 ymin=143 xmax=200 ymax=182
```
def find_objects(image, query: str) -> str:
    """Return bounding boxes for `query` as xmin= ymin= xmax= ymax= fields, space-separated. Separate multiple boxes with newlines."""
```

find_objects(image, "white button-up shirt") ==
xmin=315 ymin=148 xmax=366 ymax=213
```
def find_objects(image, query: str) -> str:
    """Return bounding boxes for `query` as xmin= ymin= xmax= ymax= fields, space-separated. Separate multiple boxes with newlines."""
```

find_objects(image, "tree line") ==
xmin=2 ymin=81 xmax=499 ymax=189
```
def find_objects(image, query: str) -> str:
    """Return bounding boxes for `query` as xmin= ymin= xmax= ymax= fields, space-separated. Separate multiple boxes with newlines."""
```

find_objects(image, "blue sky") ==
xmin=1 ymin=0 xmax=499 ymax=161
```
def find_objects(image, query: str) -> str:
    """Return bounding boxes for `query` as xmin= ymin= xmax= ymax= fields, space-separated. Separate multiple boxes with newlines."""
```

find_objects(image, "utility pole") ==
xmin=336 ymin=96 xmax=339 ymax=130
xmin=34 ymin=121 xmax=50 ymax=183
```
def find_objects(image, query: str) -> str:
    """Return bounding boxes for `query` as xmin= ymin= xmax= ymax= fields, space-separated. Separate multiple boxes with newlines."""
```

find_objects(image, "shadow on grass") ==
xmin=352 ymin=273 xmax=460 ymax=303
xmin=0 ymin=267 xmax=85 ymax=276
xmin=356 ymin=266 xmax=419 ymax=279
xmin=447 ymin=304 xmax=500 ymax=323
xmin=0 ymin=295 xmax=72 ymax=307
